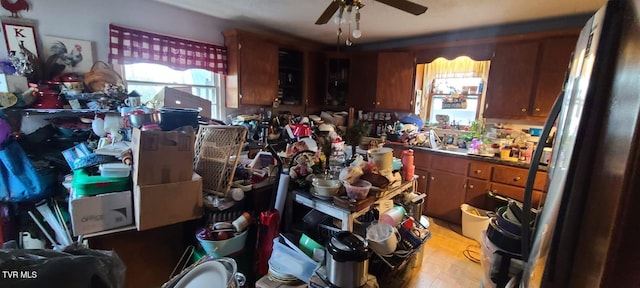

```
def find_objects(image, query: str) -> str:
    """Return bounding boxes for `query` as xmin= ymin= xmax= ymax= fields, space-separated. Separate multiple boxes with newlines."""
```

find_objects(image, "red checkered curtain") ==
xmin=108 ymin=24 xmax=227 ymax=74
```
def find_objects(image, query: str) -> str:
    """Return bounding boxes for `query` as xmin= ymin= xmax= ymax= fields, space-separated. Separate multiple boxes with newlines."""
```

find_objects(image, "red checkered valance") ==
xmin=108 ymin=24 xmax=227 ymax=74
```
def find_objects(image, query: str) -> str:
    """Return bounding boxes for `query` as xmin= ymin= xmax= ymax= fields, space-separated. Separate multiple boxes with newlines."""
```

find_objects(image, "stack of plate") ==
xmin=267 ymin=259 xmax=300 ymax=285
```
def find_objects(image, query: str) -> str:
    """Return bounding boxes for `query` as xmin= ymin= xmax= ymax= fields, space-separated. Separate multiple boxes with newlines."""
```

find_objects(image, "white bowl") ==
xmin=312 ymin=179 xmax=341 ymax=197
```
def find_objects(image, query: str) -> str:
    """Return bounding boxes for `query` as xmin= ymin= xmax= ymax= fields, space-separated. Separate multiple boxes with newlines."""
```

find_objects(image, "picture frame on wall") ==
xmin=1 ymin=17 xmax=39 ymax=58
xmin=42 ymin=35 xmax=95 ymax=74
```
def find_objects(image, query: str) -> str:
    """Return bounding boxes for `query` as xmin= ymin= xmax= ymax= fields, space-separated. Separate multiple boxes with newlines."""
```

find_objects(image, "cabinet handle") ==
xmin=430 ymin=176 xmax=435 ymax=181
xmin=469 ymin=184 xmax=474 ymax=189
xmin=373 ymin=102 xmax=376 ymax=105
xmin=475 ymin=169 xmax=482 ymax=174
xmin=521 ymin=108 xmax=527 ymax=112
xmin=463 ymin=184 xmax=467 ymax=188
xmin=514 ymin=176 xmax=521 ymax=181
xmin=421 ymin=175 xmax=426 ymax=179
xmin=535 ymin=108 xmax=541 ymax=112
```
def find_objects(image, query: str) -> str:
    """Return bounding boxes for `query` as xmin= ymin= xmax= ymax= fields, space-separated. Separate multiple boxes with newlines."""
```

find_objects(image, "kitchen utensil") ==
xmin=326 ymin=231 xmax=371 ymax=288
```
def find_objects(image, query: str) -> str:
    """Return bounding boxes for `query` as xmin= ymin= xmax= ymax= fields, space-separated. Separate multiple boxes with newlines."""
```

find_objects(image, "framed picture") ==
xmin=42 ymin=35 xmax=95 ymax=74
xmin=1 ymin=18 xmax=39 ymax=58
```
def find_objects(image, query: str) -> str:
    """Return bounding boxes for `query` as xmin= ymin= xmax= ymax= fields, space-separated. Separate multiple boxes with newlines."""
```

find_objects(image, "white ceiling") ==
xmin=154 ymin=0 xmax=606 ymax=44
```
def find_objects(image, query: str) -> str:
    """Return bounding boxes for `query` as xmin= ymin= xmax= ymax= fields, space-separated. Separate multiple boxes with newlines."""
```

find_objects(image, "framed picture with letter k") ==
xmin=1 ymin=17 xmax=39 ymax=58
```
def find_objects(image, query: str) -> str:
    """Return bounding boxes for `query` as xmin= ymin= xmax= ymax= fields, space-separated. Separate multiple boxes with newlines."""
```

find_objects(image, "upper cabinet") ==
xmin=224 ymin=30 xmax=279 ymax=107
xmin=349 ymin=52 xmax=415 ymax=111
xmin=223 ymin=29 xmax=322 ymax=109
xmin=531 ymin=36 xmax=579 ymax=117
xmin=484 ymin=35 xmax=578 ymax=120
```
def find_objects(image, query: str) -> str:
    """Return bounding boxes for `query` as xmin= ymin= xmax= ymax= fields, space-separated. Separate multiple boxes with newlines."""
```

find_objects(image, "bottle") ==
xmin=402 ymin=149 xmax=415 ymax=180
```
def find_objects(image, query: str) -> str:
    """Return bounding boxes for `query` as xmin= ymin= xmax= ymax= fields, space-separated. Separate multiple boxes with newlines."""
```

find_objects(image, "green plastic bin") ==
xmin=72 ymin=168 xmax=130 ymax=197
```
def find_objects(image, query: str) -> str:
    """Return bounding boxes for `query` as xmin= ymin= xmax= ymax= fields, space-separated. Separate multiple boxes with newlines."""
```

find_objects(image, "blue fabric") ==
xmin=0 ymin=141 xmax=51 ymax=202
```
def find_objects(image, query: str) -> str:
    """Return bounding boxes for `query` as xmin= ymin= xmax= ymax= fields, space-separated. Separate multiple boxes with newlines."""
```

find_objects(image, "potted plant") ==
xmin=342 ymin=121 xmax=371 ymax=163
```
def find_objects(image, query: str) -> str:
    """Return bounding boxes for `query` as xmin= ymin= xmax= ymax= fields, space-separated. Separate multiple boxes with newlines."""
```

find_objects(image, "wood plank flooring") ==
xmin=406 ymin=218 xmax=484 ymax=288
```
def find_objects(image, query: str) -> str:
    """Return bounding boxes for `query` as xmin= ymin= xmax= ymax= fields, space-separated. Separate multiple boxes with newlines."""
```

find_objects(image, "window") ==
xmin=417 ymin=56 xmax=490 ymax=126
xmin=122 ymin=63 xmax=224 ymax=120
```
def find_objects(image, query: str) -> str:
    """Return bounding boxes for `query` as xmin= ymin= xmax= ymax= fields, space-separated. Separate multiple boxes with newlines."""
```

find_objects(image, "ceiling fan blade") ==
xmin=376 ymin=0 xmax=428 ymax=15
xmin=315 ymin=1 xmax=342 ymax=25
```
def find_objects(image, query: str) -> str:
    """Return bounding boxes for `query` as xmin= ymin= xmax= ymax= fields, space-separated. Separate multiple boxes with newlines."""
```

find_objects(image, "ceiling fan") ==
xmin=315 ymin=0 xmax=428 ymax=25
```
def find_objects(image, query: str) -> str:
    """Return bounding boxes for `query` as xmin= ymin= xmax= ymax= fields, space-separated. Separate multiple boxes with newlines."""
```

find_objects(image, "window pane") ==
xmin=430 ymin=95 xmax=478 ymax=125
xmin=124 ymin=63 xmax=214 ymax=86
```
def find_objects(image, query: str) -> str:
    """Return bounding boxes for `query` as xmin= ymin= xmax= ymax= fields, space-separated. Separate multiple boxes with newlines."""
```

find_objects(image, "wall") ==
xmin=0 ymin=0 xmax=234 ymax=62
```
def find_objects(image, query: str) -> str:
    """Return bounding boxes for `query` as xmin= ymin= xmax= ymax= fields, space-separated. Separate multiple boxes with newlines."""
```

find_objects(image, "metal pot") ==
xmin=159 ymin=107 xmax=199 ymax=131
xmin=326 ymin=231 xmax=371 ymax=288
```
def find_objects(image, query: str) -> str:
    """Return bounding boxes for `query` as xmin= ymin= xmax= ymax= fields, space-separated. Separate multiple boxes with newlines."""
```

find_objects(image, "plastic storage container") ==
xmin=72 ymin=168 xmax=130 ymax=197
xmin=197 ymin=229 xmax=248 ymax=258
xmin=343 ymin=180 xmax=372 ymax=200
xmin=461 ymin=203 xmax=490 ymax=243
xmin=99 ymin=163 xmax=131 ymax=178
xmin=269 ymin=237 xmax=319 ymax=282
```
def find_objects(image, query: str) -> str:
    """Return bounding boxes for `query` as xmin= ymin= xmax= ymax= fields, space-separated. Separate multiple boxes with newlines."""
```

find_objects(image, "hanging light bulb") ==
xmin=333 ymin=6 xmax=345 ymax=24
xmin=352 ymin=7 xmax=361 ymax=39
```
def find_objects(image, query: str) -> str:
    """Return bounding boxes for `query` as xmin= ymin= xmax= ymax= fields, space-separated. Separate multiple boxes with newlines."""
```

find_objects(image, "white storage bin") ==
xmin=99 ymin=163 xmax=131 ymax=178
xmin=461 ymin=203 xmax=490 ymax=243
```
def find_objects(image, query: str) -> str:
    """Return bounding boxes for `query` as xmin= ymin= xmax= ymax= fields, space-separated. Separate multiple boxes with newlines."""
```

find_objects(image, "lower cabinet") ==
xmin=424 ymin=170 xmax=466 ymax=224
xmin=464 ymin=178 xmax=491 ymax=210
xmin=490 ymin=182 xmax=545 ymax=208
xmin=415 ymin=167 xmax=429 ymax=194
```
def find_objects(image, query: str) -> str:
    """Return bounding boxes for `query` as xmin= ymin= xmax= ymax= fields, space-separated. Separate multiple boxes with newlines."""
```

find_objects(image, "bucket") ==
xmin=197 ymin=230 xmax=248 ymax=257
xmin=460 ymin=204 xmax=490 ymax=243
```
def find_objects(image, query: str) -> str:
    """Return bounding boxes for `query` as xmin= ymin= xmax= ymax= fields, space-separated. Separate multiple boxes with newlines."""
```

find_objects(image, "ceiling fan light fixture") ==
xmin=352 ymin=9 xmax=362 ymax=38
xmin=333 ymin=6 xmax=346 ymax=24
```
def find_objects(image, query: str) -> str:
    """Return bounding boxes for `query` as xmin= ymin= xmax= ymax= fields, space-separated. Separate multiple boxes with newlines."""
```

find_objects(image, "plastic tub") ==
xmin=461 ymin=203 xmax=490 ymax=243
xmin=197 ymin=229 xmax=248 ymax=258
xmin=72 ymin=168 xmax=130 ymax=197
xmin=99 ymin=163 xmax=131 ymax=178
xmin=269 ymin=237 xmax=318 ymax=282
xmin=343 ymin=180 xmax=372 ymax=200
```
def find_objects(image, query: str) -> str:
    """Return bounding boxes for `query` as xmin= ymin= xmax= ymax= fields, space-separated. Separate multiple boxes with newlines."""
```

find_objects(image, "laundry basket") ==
xmin=194 ymin=125 xmax=247 ymax=197
xmin=460 ymin=203 xmax=490 ymax=243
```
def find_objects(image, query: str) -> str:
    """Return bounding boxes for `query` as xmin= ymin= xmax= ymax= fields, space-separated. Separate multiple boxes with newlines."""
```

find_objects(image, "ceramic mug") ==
xmin=124 ymin=96 xmax=142 ymax=107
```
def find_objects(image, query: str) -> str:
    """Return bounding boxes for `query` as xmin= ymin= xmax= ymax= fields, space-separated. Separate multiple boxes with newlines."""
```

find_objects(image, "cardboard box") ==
xmin=134 ymin=173 xmax=203 ymax=231
xmin=69 ymin=190 xmax=133 ymax=236
xmin=131 ymin=128 xmax=195 ymax=185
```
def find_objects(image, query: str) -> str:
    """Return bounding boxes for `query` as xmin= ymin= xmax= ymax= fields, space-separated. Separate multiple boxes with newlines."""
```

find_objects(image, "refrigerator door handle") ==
xmin=521 ymin=88 xmax=565 ymax=261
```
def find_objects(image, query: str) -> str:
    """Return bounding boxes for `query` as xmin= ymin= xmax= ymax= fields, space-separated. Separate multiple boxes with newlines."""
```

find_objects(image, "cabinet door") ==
xmin=464 ymin=178 xmax=491 ymax=210
xmin=531 ymin=36 xmax=578 ymax=117
xmin=348 ymin=53 xmax=377 ymax=110
xmin=425 ymin=170 xmax=466 ymax=224
xmin=484 ymin=41 xmax=540 ymax=119
xmin=239 ymin=37 xmax=279 ymax=106
xmin=415 ymin=168 xmax=429 ymax=194
xmin=375 ymin=52 xmax=415 ymax=111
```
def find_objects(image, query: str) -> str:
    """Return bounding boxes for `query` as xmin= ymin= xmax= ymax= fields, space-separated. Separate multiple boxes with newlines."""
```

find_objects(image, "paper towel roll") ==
xmin=274 ymin=172 xmax=290 ymax=219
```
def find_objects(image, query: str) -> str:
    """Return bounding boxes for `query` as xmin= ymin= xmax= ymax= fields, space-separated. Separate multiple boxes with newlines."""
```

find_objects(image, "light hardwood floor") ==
xmin=406 ymin=218 xmax=484 ymax=288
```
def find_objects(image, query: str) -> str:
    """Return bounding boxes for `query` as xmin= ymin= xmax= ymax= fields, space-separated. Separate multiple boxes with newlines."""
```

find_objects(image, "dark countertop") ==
xmin=386 ymin=143 xmax=549 ymax=172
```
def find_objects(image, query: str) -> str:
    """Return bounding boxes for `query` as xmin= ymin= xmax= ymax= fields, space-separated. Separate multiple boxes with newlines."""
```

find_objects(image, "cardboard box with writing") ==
xmin=134 ymin=173 xmax=203 ymax=231
xmin=69 ymin=190 xmax=133 ymax=236
xmin=131 ymin=128 xmax=195 ymax=185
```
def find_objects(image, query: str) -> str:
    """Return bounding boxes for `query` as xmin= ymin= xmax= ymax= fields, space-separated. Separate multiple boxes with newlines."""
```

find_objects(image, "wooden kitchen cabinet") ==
xmin=490 ymin=182 xmax=545 ymax=207
xmin=349 ymin=52 xmax=415 ymax=111
xmin=425 ymin=170 xmax=467 ymax=224
xmin=484 ymin=34 xmax=578 ymax=120
xmin=224 ymin=30 xmax=279 ymax=107
xmin=415 ymin=167 xmax=429 ymax=194
xmin=531 ymin=35 xmax=579 ymax=117
xmin=465 ymin=177 xmax=492 ymax=210
xmin=484 ymin=41 xmax=540 ymax=119
xmin=492 ymin=165 xmax=548 ymax=191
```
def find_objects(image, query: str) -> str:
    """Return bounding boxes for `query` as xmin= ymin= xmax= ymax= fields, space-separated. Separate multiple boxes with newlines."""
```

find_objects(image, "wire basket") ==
xmin=194 ymin=125 xmax=247 ymax=197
